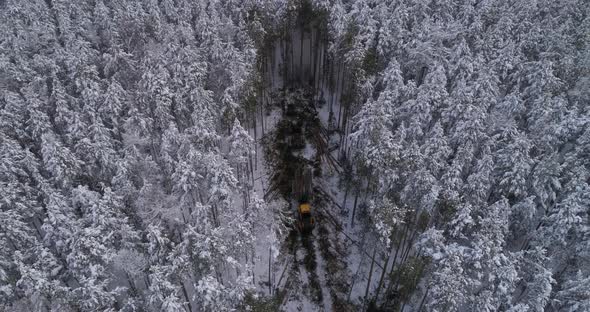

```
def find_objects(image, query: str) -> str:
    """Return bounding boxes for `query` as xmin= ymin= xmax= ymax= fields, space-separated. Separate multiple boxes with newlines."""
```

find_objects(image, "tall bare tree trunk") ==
xmin=249 ymin=152 xmax=254 ymax=185
xmin=290 ymin=30 xmax=295 ymax=83
xmin=181 ymin=283 xmax=194 ymax=312
xmin=364 ymin=248 xmax=378 ymax=309
xmin=342 ymin=183 xmax=349 ymax=214
xmin=253 ymin=109 xmax=258 ymax=170
xmin=348 ymin=252 xmax=365 ymax=301
xmin=417 ymin=287 xmax=429 ymax=312
xmin=270 ymin=44 xmax=275 ymax=90
xmin=283 ymin=26 xmax=289 ymax=86
xmin=330 ymin=61 xmax=339 ymax=117
xmin=374 ymin=242 xmax=395 ymax=301
xmin=268 ymin=246 xmax=273 ymax=295
xmin=402 ymin=227 xmax=419 ymax=263
xmin=343 ymin=121 xmax=351 ymax=159
xmin=260 ymin=58 xmax=265 ymax=136
xmin=351 ymin=189 xmax=359 ymax=228
xmin=313 ymin=30 xmax=321 ymax=101
xmin=300 ymin=28 xmax=304 ymax=83
xmin=339 ymin=104 xmax=349 ymax=155
xmin=309 ymin=28 xmax=313 ymax=81
xmin=385 ymin=225 xmax=410 ymax=306
xmin=327 ymin=56 xmax=334 ymax=114
xmin=337 ymin=66 xmax=346 ymax=130
xmin=323 ymin=47 xmax=329 ymax=93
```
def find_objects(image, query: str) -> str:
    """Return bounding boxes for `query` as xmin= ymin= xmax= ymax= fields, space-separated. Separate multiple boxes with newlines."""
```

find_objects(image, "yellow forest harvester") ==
xmin=293 ymin=165 xmax=315 ymax=232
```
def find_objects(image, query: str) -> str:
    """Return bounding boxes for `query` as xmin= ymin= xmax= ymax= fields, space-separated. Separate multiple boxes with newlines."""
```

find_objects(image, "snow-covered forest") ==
xmin=0 ymin=0 xmax=589 ymax=311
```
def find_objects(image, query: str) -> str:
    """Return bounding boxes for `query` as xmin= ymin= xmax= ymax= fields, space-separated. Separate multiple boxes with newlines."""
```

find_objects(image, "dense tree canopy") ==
xmin=1 ymin=0 xmax=588 ymax=310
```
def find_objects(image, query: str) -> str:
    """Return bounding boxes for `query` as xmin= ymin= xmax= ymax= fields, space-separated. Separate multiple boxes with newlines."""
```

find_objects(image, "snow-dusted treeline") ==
xmin=313 ymin=0 xmax=590 ymax=310
xmin=2 ymin=0 xmax=589 ymax=311
xmin=0 ymin=0 xmax=293 ymax=311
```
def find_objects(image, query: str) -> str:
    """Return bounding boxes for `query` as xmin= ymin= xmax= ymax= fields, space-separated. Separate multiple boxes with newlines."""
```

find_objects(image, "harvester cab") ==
xmin=294 ymin=165 xmax=315 ymax=232
xmin=298 ymin=201 xmax=315 ymax=232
